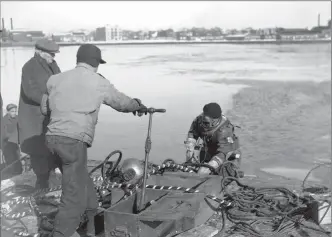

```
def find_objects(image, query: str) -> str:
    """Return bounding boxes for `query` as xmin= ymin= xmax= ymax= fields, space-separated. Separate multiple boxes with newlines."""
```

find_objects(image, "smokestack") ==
xmin=1 ymin=18 xmax=4 ymax=30
xmin=10 ymin=18 xmax=13 ymax=30
xmin=318 ymin=14 xmax=320 ymax=27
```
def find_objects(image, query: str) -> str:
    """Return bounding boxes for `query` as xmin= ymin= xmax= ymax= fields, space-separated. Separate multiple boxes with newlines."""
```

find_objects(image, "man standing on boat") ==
xmin=17 ymin=39 xmax=61 ymax=189
xmin=185 ymin=102 xmax=241 ymax=175
xmin=40 ymin=44 xmax=147 ymax=237
xmin=2 ymin=104 xmax=23 ymax=177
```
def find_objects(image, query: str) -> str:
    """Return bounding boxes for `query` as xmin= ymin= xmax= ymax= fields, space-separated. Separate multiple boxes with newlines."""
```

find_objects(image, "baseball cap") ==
xmin=76 ymin=44 xmax=106 ymax=67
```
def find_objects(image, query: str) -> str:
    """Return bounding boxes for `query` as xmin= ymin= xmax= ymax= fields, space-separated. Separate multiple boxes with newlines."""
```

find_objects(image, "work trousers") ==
xmin=45 ymin=135 xmax=98 ymax=237
xmin=2 ymin=142 xmax=23 ymax=177
xmin=21 ymin=135 xmax=54 ymax=189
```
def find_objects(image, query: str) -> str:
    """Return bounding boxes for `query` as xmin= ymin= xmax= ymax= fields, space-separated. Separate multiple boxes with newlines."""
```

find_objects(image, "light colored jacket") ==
xmin=41 ymin=63 xmax=140 ymax=146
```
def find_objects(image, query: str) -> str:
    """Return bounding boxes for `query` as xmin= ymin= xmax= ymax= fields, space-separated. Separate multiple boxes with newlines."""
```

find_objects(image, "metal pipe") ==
xmin=139 ymin=112 xmax=153 ymax=211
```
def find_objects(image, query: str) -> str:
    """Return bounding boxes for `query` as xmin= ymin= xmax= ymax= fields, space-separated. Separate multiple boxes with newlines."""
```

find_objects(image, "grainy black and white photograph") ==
xmin=0 ymin=1 xmax=331 ymax=237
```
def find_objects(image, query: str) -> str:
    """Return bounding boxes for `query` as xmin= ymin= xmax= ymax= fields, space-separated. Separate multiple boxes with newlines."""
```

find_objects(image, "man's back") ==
xmin=45 ymin=63 xmax=140 ymax=146
xmin=46 ymin=64 xmax=106 ymax=145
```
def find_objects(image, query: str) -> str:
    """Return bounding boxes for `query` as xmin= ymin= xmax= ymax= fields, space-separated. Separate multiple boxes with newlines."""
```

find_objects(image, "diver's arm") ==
xmin=187 ymin=116 xmax=201 ymax=140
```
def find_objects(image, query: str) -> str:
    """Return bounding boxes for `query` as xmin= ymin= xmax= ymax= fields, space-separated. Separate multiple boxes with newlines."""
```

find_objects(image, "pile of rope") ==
xmin=1 ymin=159 xmax=331 ymax=237
xmin=210 ymin=176 xmax=331 ymax=237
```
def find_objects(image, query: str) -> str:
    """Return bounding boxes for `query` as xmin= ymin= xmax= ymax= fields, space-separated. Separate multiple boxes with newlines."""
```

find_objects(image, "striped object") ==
xmin=1 ymin=225 xmax=39 ymax=237
xmin=0 ymin=160 xmax=214 ymax=237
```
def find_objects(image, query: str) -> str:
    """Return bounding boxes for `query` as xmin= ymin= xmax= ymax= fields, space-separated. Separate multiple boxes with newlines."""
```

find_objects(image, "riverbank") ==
xmin=215 ymin=79 xmax=331 ymax=186
xmin=1 ymin=38 xmax=331 ymax=48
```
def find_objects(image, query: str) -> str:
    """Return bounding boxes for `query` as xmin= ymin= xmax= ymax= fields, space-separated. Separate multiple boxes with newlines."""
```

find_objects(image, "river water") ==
xmin=1 ymin=44 xmax=331 ymax=175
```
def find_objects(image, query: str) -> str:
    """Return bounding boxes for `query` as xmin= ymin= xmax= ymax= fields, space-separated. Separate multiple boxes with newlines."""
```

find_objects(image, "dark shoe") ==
xmin=38 ymin=230 xmax=52 ymax=237
xmin=39 ymin=217 xmax=54 ymax=232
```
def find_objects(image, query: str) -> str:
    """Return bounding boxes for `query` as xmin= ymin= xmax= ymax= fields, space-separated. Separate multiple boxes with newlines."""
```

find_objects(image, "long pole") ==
xmin=139 ymin=112 xmax=153 ymax=211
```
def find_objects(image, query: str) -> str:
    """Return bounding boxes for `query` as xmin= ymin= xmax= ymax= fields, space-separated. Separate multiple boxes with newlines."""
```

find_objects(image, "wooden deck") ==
xmin=1 ymin=160 xmax=331 ymax=237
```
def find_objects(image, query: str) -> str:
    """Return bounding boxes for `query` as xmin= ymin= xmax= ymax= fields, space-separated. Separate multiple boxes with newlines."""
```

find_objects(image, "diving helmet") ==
xmin=119 ymin=158 xmax=144 ymax=185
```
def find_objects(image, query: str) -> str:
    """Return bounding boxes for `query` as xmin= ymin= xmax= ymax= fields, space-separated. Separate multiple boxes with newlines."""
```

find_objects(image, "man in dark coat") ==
xmin=0 ymin=93 xmax=2 ymax=150
xmin=18 ymin=39 xmax=61 ymax=189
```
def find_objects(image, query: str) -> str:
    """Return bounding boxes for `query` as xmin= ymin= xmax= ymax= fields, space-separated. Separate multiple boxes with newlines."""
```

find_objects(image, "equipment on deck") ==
xmin=1 ymin=106 xmax=331 ymax=237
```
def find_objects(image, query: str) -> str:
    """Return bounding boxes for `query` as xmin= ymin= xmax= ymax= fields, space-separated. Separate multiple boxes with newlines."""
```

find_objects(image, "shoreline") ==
xmin=1 ymin=38 xmax=331 ymax=48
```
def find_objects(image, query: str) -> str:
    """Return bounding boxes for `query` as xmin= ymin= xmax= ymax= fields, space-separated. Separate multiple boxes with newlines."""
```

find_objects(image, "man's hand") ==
xmin=133 ymin=104 xmax=148 ymax=117
xmin=184 ymin=138 xmax=196 ymax=162
xmin=132 ymin=98 xmax=148 ymax=117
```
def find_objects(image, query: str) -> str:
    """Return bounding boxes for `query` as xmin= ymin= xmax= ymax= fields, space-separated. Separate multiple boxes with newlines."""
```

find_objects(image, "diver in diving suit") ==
xmin=184 ymin=103 xmax=241 ymax=175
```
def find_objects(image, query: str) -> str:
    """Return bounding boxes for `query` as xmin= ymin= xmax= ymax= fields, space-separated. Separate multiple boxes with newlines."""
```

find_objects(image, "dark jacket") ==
xmin=0 ymin=94 xmax=2 ymax=149
xmin=17 ymin=53 xmax=61 ymax=144
xmin=40 ymin=63 xmax=141 ymax=146
xmin=187 ymin=114 xmax=240 ymax=161
xmin=2 ymin=114 xmax=19 ymax=146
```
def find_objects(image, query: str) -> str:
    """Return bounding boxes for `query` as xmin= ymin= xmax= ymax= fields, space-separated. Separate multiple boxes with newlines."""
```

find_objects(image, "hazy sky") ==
xmin=1 ymin=1 xmax=331 ymax=33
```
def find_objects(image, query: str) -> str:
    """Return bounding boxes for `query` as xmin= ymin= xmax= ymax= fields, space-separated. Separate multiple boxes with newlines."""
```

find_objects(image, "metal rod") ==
xmin=139 ymin=112 xmax=153 ymax=211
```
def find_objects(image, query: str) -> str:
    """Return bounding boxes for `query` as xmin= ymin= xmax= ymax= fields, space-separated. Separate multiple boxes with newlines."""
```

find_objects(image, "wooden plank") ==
xmin=191 ymin=176 xmax=224 ymax=226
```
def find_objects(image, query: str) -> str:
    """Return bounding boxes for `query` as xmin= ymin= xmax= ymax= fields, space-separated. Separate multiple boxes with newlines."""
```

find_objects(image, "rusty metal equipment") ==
xmin=104 ymin=188 xmax=205 ymax=237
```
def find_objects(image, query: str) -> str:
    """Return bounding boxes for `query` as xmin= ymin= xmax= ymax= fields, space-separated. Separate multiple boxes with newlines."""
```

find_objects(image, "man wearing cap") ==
xmin=17 ymin=39 xmax=61 ymax=189
xmin=185 ymin=102 xmax=241 ymax=175
xmin=40 ymin=44 xmax=147 ymax=237
xmin=2 ymin=103 xmax=23 ymax=177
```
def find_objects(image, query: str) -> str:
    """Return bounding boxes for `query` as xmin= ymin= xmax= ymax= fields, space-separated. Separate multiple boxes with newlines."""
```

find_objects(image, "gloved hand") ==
xmin=197 ymin=157 xmax=222 ymax=175
xmin=132 ymin=98 xmax=148 ymax=117
xmin=185 ymin=138 xmax=196 ymax=151
xmin=54 ymin=167 xmax=62 ymax=180
xmin=197 ymin=166 xmax=211 ymax=175
xmin=184 ymin=138 xmax=196 ymax=162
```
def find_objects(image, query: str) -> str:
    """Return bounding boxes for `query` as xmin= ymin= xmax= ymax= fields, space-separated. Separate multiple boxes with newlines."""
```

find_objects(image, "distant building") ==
xmin=311 ymin=19 xmax=331 ymax=38
xmin=52 ymin=32 xmax=72 ymax=42
xmin=70 ymin=32 xmax=87 ymax=42
xmin=52 ymin=31 xmax=88 ymax=42
xmin=224 ymin=34 xmax=247 ymax=41
xmin=156 ymin=29 xmax=175 ymax=40
xmin=95 ymin=27 xmax=106 ymax=41
xmin=278 ymin=28 xmax=321 ymax=40
xmin=95 ymin=25 xmax=122 ymax=41
xmin=9 ymin=30 xmax=45 ymax=42
xmin=245 ymin=28 xmax=277 ymax=40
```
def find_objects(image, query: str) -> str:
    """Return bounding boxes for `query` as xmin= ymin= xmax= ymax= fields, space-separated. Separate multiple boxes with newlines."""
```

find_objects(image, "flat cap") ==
xmin=6 ymin=103 xmax=17 ymax=111
xmin=35 ymin=39 xmax=60 ymax=53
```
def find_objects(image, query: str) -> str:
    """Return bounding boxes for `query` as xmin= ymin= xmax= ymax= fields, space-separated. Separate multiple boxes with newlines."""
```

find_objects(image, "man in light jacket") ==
xmin=40 ymin=44 xmax=147 ymax=237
